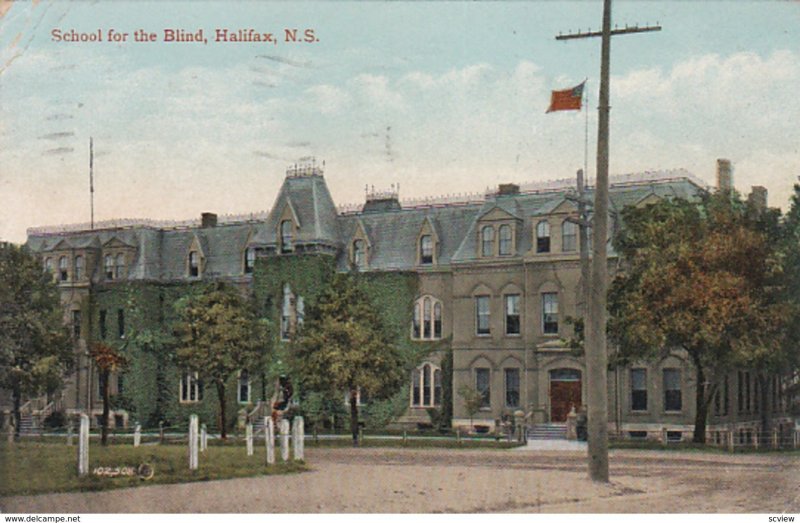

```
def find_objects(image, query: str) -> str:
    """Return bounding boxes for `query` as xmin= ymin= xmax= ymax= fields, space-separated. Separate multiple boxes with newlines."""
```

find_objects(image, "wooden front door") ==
xmin=549 ymin=369 xmax=582 ymax=422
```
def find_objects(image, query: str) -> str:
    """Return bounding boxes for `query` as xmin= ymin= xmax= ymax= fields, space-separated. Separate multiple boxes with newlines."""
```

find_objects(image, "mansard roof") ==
xmin=264 ymin=174 xmax=340 ymax=247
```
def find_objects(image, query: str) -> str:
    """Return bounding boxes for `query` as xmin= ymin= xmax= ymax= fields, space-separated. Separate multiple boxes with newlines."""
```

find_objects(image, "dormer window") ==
xmin=104 ymin=254 xmax=114 ymax=280
xmin=562 ymin=220 xmax=577 ymax=252
xmin=280 ymin=220 xmax=294 ymax=253
xmin=419 ymin=235 xmax=433 ymax=265
xmin=189 ymin=251 xmax=200 ymax=277
xmin=58 ymin=256 xmax=68 ymax=282
xmin=536 ymin=221 xmax=551 ymax=253
xmin=244 ymin=247 xmax=256 ymax=274
xmin=74 ymin=255 xmax=84 ymax=281
xmin=498 ymin=224 xmax=512 ymax=256
xmin=353 ymin=239 xmax=366 ymax=269
xmin=481 ymin=226 xmax=494 ymax=257
xmin=115 ymin=253 xmax=126 ymax=279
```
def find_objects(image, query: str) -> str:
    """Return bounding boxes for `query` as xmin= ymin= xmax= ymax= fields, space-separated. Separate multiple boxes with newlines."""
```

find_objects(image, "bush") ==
xmin=43 ymin=410 xmax=67 ymax=429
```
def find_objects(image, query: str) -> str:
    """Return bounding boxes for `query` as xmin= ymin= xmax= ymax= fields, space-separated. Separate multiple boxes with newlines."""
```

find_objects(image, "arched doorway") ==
xmin=549 ymin=368 xmax=582 ymax=422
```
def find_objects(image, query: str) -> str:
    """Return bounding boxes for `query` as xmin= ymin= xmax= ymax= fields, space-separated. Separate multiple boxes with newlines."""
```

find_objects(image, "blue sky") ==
xmin=1 ymin=1 xmax=799 ymax=242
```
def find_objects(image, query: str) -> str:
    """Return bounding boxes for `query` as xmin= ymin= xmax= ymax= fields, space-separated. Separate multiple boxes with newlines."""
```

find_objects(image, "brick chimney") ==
xmin=716 ymin=159 xmax=733 ymax=194
xmin=498 ymin=183 xmax=520 ymax=196
xmin=747 ymin=186 xmax=768 ymax=212
xmin=201 ymin=212 xmax=218 ymax=228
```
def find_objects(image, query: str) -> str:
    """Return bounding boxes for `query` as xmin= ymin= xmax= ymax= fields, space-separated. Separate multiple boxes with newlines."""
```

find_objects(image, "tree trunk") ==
xmin=758 ymin=373 xmax=772 ymax=447
xmin=216 ymin=381 xmax=227 ymax=440
xmin=349 ymin=388 xmax=359 ymax=447
xmin=691 ymin=358 xmax=714 ymax=444
xmin=101 ymin=368 xmax=110 ymax=446
xmin=12 ymin=382 xmax=21 ymax=439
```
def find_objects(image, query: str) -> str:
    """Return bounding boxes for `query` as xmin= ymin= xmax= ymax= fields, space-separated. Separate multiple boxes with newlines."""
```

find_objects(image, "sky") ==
xmin=1 ymin=1 xmax=799 ymax=243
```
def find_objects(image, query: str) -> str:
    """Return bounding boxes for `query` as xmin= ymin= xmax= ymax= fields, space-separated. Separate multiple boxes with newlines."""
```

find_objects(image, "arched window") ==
xmin=280 ymin=220 xmax=293 ymax=253
xmin=481 ymin=225 xmax=494 ymax=257
xmin=244 ymin=247 xmax=256 ymax=274
xmin=58 ymin=256 xmax=68 ymax=282
xmin=189 ymin=251 xmax=200 ymax=277
xmin=104 ymin=254 xmax=114 ymax=280
xmin=115 ymin=253 xmax=126 ymax=279
xmin=74 ymin=255 xmax=84 ymax=281
xmin=536 ymin=220 xmax=551 ymax=253
xmin=412 ymin=296 xmax=442 ymax=340
xmin=411 ymin=363 xmax=441 ymax=407
xmin=419 ymin=234 xmax=433 ymax=264
xmin=353 ymin=239 xmax=366 ymax=269
xmin=44 ymin=257 xmax=53 ymax=275
xmin=562 ymin=220 xmax=577 ymax=252
xmin=498 ymin=224 xmax=512 ymax=255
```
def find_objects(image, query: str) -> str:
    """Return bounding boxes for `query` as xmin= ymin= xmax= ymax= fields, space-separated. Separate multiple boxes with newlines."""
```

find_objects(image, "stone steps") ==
xmin=527 ymin=423 xmax=567 ymax=440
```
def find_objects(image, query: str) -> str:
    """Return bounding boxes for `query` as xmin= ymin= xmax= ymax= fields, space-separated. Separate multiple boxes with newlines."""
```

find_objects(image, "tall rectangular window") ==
xmin=630 ymin=368 xmax=647 ymax=411
xmin=99 ymin=310 xmax=107 ymax=340
xmin=663 ymin=369 xmax=682 ymax=412
xmin=117 ymin=309 xmax=125 ymax=339
xmin=562 ymin=220 xmax=577 ymax=252
xmin=180 ymin=372 xmax=203 ymax=403
xmin=723 ymin=375 xmax=729 ymax=416
xmin=542 ymin=293 xmax=558 ymax=334
xmin=745 ymin=371 xmax=751 ymax=412
xmin=476 ymin=368 xmax=490 ymax=408
xmin=238 ymin=370 xmax=250 ymax=403
xmin=504 ymin=368 xmax=520 ymax=408
xmin=738 ymin=371 xmax=744 ymax=413
xmin=72 ymin=310 xmax=81 ymax=339
xmin=505 ymin=294 xmax=520 ymax=335
xmin=476 ymin=296 xmax=490 ymax=335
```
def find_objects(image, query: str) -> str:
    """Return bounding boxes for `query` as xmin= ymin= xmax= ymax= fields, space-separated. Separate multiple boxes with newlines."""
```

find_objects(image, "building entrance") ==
xmin=549 ymin=368 xmax=582 ymax=422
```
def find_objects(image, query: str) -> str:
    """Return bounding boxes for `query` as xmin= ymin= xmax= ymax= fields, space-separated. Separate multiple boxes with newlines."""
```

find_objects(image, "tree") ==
xmin=0 ymin=243 xmax=72 ymax=438
xmin=90 ymin=342 xmax=128 ymax=445
xmin=172 ymin=282 xmax=268 ymax=439
xmin=458 ymin=385 xmax=483 ymax=431
xmin=609 ymin=193 xmax=788 ymax=443
xmin=290 ymin=272 xmax=405 ymax=446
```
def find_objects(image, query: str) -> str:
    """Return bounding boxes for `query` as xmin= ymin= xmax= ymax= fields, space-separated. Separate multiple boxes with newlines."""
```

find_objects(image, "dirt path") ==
xmin=2 ymin=448 xmax=798 ymax=513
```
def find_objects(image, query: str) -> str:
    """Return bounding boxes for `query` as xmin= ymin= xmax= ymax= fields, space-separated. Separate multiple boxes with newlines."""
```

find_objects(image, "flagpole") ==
xmin=584 ymin=79 xmax=589 ymax=181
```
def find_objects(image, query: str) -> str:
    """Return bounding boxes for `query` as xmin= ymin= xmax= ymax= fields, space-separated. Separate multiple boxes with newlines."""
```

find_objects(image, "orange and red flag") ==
xmin=546 ymin=81 xmax=586 ymax=113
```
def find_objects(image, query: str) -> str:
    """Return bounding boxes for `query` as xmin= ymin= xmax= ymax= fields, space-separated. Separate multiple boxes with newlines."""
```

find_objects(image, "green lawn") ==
xmin=305 ymin=437 xmax=525 ymax=449
xmin=0 ymin=441 xmax=306 ymax=497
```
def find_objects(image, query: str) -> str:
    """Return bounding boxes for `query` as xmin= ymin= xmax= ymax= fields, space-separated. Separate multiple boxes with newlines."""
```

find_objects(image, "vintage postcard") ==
xmin=1 ymin=0 xmax=799 ymax=518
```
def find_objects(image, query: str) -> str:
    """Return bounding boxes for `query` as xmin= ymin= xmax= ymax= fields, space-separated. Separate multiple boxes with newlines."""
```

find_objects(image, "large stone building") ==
xmin=12 ymin=159 xmax=791 ymax=441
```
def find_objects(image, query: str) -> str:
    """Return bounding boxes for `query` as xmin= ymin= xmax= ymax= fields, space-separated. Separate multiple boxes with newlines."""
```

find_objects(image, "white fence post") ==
xmin=133 ymin=423 xmax=141 ymax=447
xmin=77 ymin=413 xmax=89 ymax=476
xmin=246 ymin=423 xmax=254 ymax=456
xmin=728 ymin=429 xmax=735 ymax=453
xmin=200 ymin=423 xmax=207 ymax=452
xmin=67 ymin=423 xmax=74 ymax=446
xmin=280 ymin=419 xmax=290 ymax=462
xmin=188 ymin=414 xmax=199 ymax=471
xmin=265 ymin=417 xmax=275 ymax=465
xmin=293 ymin=416 xmax=304 ymax=461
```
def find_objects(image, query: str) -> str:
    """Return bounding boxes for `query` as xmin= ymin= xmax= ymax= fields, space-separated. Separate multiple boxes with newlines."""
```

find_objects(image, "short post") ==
xmin=772 ymin=428 xmax=779 ymax=449
xmin=265 ymin=417 xmax=275 ymax=465
xmin=456 ymin=428 xmax=462 ymax=444
xmin=661 ymin=427 xmax=668 ymax=445
xmin=402 ymin=429 xmax=407 ymax=444
xmin=6 ymin=422 xmax=14 ymax=445
xmin=753 ymin=428 xmax=759 ymax=450
xmin=246 ymin=423 xmax=254 ymax=456
xmin=293 ymin=416 xmax=304 ymax=461
xmin=794 ymin=428 xmax=799 ymax=450
xmin=188 ymin=414 xmax=199 ymax=471
xmin=67 ymin=423 xmax=74 ymax=446
xmin=728 ymin=429 xmax=735 ymax=453
xmin=279 ymin=419 xmax=290 ymax=462
xmin=358 ymin=426 xmax=364 ymax=444
xmin=133 ymin=423 xmax=141 ymax=447
xmin=77 ymin=413 xmax=89 ymax=477
xmin=159 ymin=421 xmax=164 ymax=445
xmin=200 ymin=423 xmax=208 ymax=452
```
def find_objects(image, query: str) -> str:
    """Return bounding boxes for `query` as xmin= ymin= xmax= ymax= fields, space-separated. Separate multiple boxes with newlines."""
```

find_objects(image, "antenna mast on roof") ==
xmin=89 ymin=137 xmax=94 ymax=230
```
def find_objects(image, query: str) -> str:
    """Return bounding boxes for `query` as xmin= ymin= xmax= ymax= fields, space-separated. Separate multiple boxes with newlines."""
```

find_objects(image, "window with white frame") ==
xmin=542 ymin=292 xmax=558 ymax=334
xmin=281 ymin=283 xmax=293 ymax=340
xmin=115 ymin=253 xmax=126 ymax=279
xmin=476 ymin=295 xmax=490 ymax=335
xmin=353 ymin=239 xmax=366 ymax=269
xmin=481 ymin=226 xmax=494 ymax=257
xmin=498 ymin=224 xmax=512 ymax=256
xmin=58 ymin=256 xmax=69 ymax=282
xmin=280 ymin=220 xmax=294 ymax=253
xmin=180 ymin=372 xmax=203 ymax=403
xmin=44 ymin=257 xmax=53 ymax=275
xmin=630 ymin=368 xmax=647 ymax=411
xmin=104 ymin=254 xmax=114 ymax=279
xmin=663 ymin=368 xmax=682 ymax=412
xmin=345 ymin=387 xmax=369 ymax=407
xmin=74 ymin=255 xmax=84 ymax=281
xmin=476 ymin=368 xmax=491 ymax=408
xmin=562 ymin=220 xmax=577 ymax=252
xmin=188 ymin=251 xmax=200 ymax=277
xmin=238 ymin=370 xmax=251 ymax=403
xmin=505 ymin=294 xmax=520 ymax=335
xmin=412 ymin=296 xmax=442 ymax=340
xmin=536 ymin=221 xmax=551 ymax=253
xmin=504 ymin=368 xmax=520 ymax=408
xmin=419 ymin=234 xmax=434 ymax=265
xmin=411 ymin=364 xmax=441 ymax=407
xmin=244 ymin=247 xmax=256 ymax=274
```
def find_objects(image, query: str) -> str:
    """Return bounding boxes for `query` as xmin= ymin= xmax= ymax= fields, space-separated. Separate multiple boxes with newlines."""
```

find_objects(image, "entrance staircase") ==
xmin=527 ymin=423 xmax=567 ymax=440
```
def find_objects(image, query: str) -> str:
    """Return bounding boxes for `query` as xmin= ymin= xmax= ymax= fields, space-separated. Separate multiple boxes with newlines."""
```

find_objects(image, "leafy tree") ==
xmin=0 ymin=243 xmax=72 ymax=438
xmin=290 ymin=272 xmax=405 ymax=446
xmin=609 ymin=193 xmax=788 ymax=443
xmin=458 ymin=385 xmax=483 ymax=431
xmin=172 ymin=282 xmax=268 ymax=439
xmin=90 ymin=342 xmax=128 ymax=445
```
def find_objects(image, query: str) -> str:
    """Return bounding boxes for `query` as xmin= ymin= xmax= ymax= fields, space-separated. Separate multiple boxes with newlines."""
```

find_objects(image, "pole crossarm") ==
xmin=556 ymin=25 xmax=661 ymax=41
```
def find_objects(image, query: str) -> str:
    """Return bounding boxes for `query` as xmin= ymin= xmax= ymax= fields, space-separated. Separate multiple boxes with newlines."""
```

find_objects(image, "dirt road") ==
xmin=2 ymin=447 xmax=798 ymax=513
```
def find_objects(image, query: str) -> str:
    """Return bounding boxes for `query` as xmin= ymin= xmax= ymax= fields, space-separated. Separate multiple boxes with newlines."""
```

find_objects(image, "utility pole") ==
xmin=556 ymin=0 xmax=661 ymax=482
xmin=89 ymin=137 xmax=94 ymax=230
